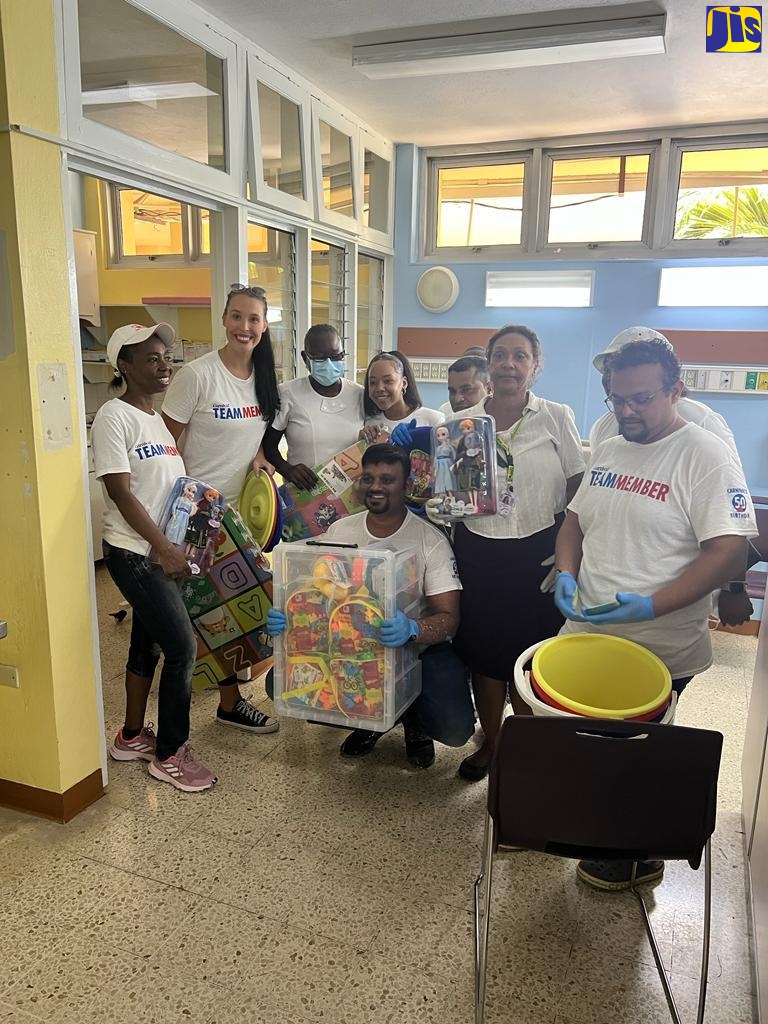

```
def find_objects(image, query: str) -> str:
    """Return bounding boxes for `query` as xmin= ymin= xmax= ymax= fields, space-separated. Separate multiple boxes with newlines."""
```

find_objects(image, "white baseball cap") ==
xmin=106 ymin=322 xmax=176 ymax=369
xmin=592 ymin=326 xmax=672 ymax=373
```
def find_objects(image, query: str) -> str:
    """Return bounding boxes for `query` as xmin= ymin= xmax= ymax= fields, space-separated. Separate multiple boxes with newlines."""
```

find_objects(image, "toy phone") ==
xmin=583 ymin=600 xmax=621 ymax=615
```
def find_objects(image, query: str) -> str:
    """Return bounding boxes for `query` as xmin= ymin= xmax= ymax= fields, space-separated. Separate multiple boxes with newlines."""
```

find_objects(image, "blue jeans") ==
xmin=103 ymin=542 xmax=196 ymax=761
xmin=266 ymin=642 xmax=475 ymax=746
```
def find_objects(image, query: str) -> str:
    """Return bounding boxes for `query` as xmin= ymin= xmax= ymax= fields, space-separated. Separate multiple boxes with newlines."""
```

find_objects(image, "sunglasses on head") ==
xmin=229 ymin=283 xmax=267 ymax=298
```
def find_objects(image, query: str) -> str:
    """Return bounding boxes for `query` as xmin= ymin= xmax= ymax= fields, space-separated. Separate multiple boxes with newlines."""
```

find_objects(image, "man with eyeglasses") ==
xmin=262 ymin=324 xmax=364 ymax=491
xmin=554 ymin=337 xmax=757 ymax=891
xmin=589 ymin=327 xmax=750 ymax=628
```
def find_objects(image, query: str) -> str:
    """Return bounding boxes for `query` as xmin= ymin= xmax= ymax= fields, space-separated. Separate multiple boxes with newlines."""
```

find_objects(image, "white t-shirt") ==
xmin=324 ymin=510 xmax=461 ymax=622
xmin=91 ymin=399 xmax=186 ymax=556
xmin=561 ymin=423 xmax=758 ymax=678
xmin=162 ymin=350 xmax=269 ymax=504
xmin=439 ymin=400 xmax=453 ymax=416
xmin=589 ymin=397 xmax=738 ymax=459
xmin=455 ymin=394 xmax=586 ymax=540
xmin=365 ymin=406 xmax=445 ymax=434
xmin=272 ymin=376 xmax=364 ymax=468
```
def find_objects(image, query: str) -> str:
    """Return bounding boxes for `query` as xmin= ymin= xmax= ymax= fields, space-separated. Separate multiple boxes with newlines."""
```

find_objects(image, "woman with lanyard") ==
xmin=361 ymin=350 xmax=444 ymax=437
xmin=162 ymin=284 xmax=281 ymax=736
xmin=92 ymin=323 xmax=216 ymax=792
xmin=261 ymin=324 xmax=364 ymax=491
xmin=453 ymin=324 xmax=585 ymax=782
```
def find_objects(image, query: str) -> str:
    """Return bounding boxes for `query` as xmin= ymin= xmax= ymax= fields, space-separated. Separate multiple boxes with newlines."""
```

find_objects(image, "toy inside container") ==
xmin=272 ymin=541 xmax=422 ymax=731
xmin=152 ymin=475 xmax=228 ymax=574
xmin=425 ymin=415 xmax=497 ymax=522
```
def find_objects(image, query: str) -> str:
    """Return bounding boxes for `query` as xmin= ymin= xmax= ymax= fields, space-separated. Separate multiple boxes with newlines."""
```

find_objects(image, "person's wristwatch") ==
xmin=724 ymin=581 xmax=746 ymax=594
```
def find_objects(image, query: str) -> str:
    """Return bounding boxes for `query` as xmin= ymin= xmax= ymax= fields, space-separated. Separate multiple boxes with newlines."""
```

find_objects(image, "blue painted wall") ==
xmin=393 ymin=145 xmax=768 ymax=494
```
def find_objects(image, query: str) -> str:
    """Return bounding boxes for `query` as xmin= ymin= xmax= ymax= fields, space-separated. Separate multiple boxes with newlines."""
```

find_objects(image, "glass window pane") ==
xmin=311 ymin=240 xmax=349 ymax=339
xmin=548 ymin=154 xmax=649 ymax=243
xmin=357 ymin=254 xmax=384 ymax=383
xmin=363 ymin=150 xmax=390 ymax=232
xmin=319 ymin=122 xmax=354 ymax=217
xmin=117 ymin=188 xmax=184 ymax=257
xmin=256 ymin=82 xmax=304 ymax=200
xmin=78 ymin=0 xmax=226 ymax=170
xmin=248 ymin=223 xmax=296 ymax=383
xmin=436 ymin=163 xmax=524 ymax=247
xmin=200 ymin=209 xmax=211 ymax=255
xmin=674 ymin=147 xmax=768 ymax=240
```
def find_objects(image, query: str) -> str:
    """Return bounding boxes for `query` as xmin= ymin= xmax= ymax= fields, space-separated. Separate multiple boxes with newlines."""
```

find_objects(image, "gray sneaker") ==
xmin=148 ymin=744 xmax=217 ymax=793
xmin=216 ymin=698 xmax=279 ymax=734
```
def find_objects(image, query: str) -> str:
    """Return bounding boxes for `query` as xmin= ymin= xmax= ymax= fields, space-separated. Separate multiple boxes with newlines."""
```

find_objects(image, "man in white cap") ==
xmin=589 ymin=326 xmax=737 ymax=455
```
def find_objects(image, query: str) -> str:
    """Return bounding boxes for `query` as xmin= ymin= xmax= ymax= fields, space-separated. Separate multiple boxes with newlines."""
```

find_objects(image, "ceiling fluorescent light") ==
xmin=82 ymin=82 xmax=216 ymax=105
xmin=352 ymin=13 xmax=666 ymax=79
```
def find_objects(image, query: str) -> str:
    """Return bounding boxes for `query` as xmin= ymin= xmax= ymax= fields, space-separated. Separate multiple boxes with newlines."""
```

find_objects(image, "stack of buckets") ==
xmin=514 ymin=633 xmax=676 ymax=724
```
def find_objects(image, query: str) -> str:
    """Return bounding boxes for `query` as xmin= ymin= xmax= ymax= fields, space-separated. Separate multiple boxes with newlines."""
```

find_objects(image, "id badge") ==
xmin=498 ymin=490 xmax=515 ymax=517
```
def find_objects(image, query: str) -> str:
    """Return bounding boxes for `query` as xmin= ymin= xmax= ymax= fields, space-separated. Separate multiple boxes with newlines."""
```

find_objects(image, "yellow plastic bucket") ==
xmin=531 ymin=634 xmax=671 ymax=720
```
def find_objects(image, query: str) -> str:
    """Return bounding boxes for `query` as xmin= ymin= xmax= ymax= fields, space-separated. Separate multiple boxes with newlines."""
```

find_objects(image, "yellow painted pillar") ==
xmin=0 ymin=0 xmax=104 ymax=818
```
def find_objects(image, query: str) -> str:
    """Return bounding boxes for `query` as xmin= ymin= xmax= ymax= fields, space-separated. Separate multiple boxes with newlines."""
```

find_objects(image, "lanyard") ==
xmin=496 ymin=415 xmax=526 ymax=480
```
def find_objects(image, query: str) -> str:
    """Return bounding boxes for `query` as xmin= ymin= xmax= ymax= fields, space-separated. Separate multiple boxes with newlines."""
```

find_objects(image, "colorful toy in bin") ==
xmin=272 ymin=540 xmax=422 ymax=731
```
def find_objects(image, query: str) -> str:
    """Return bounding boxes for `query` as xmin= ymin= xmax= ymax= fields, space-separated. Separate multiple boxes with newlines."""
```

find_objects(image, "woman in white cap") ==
xmin=162 ymin=284 xmax=280 ymax=735
xmin=91 ymin=323 xmax=217 ymax=793
xmin=589 ymin=326 xmax=737 ymax=455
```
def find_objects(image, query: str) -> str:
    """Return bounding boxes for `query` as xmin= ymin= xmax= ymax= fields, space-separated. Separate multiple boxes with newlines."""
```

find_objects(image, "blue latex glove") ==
xmin=583 ymin=593 xmax=655 ymax=624
xmin=554 ymin=571 xmax=587 ymax=622
xmin=380 ymin=610 xmax=419 ymax=647
xmin=265 ymin=608 xmax=287 ymax=636
xmin=390 ymin=418 xmax=417 ymax=448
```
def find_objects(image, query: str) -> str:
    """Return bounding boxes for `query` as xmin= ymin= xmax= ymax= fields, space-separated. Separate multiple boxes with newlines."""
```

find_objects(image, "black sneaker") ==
xmin=216 ymin=698 xmax=279 ymax=733
xmin=339 ymin=729 xmax=383 ymax=757
xmin=576 ymin=859 xmax=664 ymax=892
xmin=402 ymin=710 xmax=435 ymax=770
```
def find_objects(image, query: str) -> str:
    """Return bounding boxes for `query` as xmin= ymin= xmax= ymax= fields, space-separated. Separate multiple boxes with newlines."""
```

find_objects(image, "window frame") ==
xmin=425 ymin=150 xmax=535 ymax=259
xmin=662 ymin=133 xmax=768 ymax=254
xmin=311 ymin=99 xmax=361 ymax=232
xmin=247 ymin=55 xmax=314 ymax=221
xmin=104 ymin=181 xmax=212 ymax=268
xmin=63 ymin=0 xmax=243 ymax=195
xmin=357 ymin=127 xmax=394 ymax=248
xmin=538 ymin=141 xmax=659 ymax=254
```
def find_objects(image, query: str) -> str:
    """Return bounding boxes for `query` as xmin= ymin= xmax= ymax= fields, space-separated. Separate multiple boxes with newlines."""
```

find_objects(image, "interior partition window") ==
xmin=248 ymin=223 xmax=296 ymax=383
xmin=356 ymin=253 xmax=384 ymax=383
xmin=78 ymin=0 xmax=226 ymax=170
xmin=311 ymin=240 xmax=350 ymax=353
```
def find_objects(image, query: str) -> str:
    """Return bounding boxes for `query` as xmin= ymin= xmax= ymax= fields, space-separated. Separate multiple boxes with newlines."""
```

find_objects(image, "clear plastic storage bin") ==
xmin=272 ymin=540 xmax=422 ymax=731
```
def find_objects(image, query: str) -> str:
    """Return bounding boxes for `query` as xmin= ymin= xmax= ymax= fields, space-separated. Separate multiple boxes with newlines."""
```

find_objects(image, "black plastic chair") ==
xmin=473 ymin=716 xmax=723 ymax=1024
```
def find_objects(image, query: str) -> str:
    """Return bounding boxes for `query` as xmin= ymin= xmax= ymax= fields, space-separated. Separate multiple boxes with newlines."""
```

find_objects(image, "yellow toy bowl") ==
xmin=531 ymin=633 xmax=671 ymax=720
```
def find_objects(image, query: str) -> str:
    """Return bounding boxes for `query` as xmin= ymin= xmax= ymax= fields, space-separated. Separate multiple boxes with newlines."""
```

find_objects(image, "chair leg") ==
xmin=695 ymin=839 xmax=712 ymax=1024
xmin=630 ymin=862 xmax=683 ymax=1024
xmin=473 ymin=812 xmax=495 ymax=1024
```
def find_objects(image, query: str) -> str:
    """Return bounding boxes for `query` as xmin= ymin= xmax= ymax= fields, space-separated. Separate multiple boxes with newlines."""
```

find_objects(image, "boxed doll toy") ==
xmin=425 ymin=415 xmax=497 ymax=523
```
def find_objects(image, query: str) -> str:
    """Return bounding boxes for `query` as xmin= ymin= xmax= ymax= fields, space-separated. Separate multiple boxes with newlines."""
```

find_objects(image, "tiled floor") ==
xmin=0 ymin=564 xmax=759 ymax=1023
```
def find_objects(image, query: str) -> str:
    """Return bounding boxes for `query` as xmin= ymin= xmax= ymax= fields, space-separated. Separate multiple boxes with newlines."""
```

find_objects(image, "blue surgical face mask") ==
xmin=310 ymin=358 xmax=345 ymax=387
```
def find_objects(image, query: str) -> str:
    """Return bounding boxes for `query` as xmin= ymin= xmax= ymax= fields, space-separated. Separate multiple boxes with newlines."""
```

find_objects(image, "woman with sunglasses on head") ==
xmin=162 ymin=284 xmax=281 ymax=735
xmin=452 ymin=324 xmax=586 ymax=782
xmin=92 ymin=323 xmax=216 ymax=792
xmin=261 ymin=324 xmax=365 ymax=491
xmin=362 ymin=350 xmax=445 ymax=438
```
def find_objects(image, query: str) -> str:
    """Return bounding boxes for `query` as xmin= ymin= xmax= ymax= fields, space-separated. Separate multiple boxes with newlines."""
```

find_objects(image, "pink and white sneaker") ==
xmin=148 ymin=744 xmax=217 ymax=793
xmin=109 ymin=724 xmax=156 ymax=762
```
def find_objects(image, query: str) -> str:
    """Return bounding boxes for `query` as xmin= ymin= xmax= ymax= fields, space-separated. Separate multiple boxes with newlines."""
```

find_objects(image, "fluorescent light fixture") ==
xmin=658 ymin=266 xmax=768 ymax=307
xmin=486 ymin=270 xmax=594 ymax=308
xmin=352 ymin=11 xmax=666 ymax=79
xmin=82 ymin=82 xmax=216 ymax=105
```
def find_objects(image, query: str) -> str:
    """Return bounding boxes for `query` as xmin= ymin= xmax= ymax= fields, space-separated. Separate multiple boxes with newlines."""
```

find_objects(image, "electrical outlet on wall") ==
xmin=720 ymin=371 xmax=733 ymax=389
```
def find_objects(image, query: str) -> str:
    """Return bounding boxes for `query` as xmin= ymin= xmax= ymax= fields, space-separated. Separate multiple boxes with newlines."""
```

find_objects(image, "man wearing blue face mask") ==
xmin=262 ymin=325 xmax=365 ymax=490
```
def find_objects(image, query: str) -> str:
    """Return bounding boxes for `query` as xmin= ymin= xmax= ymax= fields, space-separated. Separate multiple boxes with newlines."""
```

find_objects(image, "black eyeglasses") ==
xmin=306 ymin=350 xmax=346 ymax=362
xmin=229 ymin=283 xmax=267 ymax=298
xmin=604 ymin=391 xmax=661 ymax=412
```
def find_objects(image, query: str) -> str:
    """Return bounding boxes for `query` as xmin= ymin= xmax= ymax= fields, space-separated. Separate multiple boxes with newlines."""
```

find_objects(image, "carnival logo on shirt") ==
xmin=728 ymin=488 xmax=751 ymax=517
xmin=588 ymin=466 xmax=670 ymax=503
xmin=134 ymin=442 xmax=181 ymax=460
xmin=213 ymin=403 xmax=262 ymax=420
